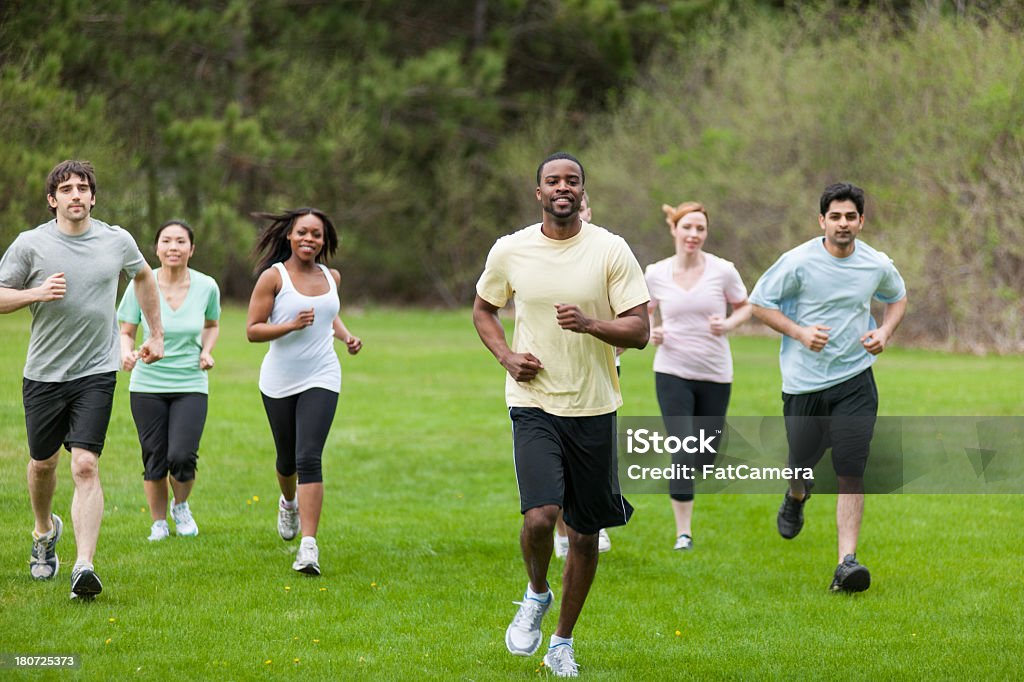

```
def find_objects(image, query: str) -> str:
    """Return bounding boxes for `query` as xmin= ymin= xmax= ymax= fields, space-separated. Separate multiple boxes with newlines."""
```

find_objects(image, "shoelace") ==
xmin=511 ymin=599 xmax=547 ymax=630
xmin=31 ymin=535 xmax=49 ymax=567
xmin=173 ymin=505 xmax=192 ymax=525
xmin=547 ymin=645 xmax=579 ymax=675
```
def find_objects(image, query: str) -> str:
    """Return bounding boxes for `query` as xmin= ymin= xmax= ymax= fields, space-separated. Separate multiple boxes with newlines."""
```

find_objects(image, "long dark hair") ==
xmin=251 ymin=208 xmax=339 ymax=275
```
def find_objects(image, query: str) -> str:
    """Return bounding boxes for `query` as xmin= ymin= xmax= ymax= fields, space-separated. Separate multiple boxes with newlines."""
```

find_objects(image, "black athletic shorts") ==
xmin=23 ymin=372 xmax=117 ymax=460
xmin=510 ymin=407 xmax=633 ymax=535
xmin=782 ymin=368 xmax=878 ymax=478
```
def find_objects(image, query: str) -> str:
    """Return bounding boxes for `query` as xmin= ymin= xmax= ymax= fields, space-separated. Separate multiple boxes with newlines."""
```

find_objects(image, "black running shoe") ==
xmin=830 ymin=554 xmax=871 ymax=593
xmin=70 ymin=565 xmax=103 ymax=601
xmin=776 ymin=486 xmax=811 ymax=539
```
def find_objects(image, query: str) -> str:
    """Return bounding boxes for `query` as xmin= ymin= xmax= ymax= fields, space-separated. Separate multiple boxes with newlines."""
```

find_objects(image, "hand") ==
xmin=554 ymin=303 xmax=592 ymax=334
xmin=708 ymin=314 xmax=727 ymax=337
xmin=344 ymin=335 xmax=362 ymax=355
xmin=34 ymin=272 xmax=66 ymax=302
xmin=121 ymin=349 xmax=139 ymax=372
xmin=200 ymin=352 xmax=215 ymax=370
xmin=138 ymin=336 xmax=164 ymax=364
xmin=501 ymin=352 xmax=544 ymax=382
xmin=861 ymin=328 xmax=890 ymax=355
xmin=797 ymin=324 xmax=831 ymax=352
xmin=651 ymin=326 xmax=664 ymax=346
xmin=291 ymin=308 xmax=315 ymax=330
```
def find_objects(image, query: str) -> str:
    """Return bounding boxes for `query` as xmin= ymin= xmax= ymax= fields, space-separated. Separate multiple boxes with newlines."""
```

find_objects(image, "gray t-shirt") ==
xmin=0 ymin=218 xmax=146 ymax=382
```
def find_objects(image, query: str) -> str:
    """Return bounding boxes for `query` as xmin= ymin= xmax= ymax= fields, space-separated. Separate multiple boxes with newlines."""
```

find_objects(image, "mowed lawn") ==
xmin=0 ymin=306 xmax=1022 ymax=680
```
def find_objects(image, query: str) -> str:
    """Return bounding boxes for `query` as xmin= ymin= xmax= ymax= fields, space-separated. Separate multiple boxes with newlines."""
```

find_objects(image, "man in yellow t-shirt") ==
xmin=473 ymin=152 xmax=650 ymax=677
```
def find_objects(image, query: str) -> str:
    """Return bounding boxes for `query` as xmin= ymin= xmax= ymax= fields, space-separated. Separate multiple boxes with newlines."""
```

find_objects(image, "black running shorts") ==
xmin=23 ymin=372 xmax=117 ymax=460
xmin=510 ymin=407 xmax=633 ymax=535
xmin=782 ymin=368 xmax=878 ymax=478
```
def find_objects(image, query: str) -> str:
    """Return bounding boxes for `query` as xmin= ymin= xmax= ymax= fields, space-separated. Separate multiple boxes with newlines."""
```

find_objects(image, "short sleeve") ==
xmin=205 ymin=277 xmax=222 ymax=321
xmin=607 ymin=238 xmax=650 ymax=315
xmin=873 ymin=254 xmax=906 ymax=304
xmin=749 ymin=253 xmax=800 ymax=310
xmin=117 ymin=281 xmax=142 ymax=324
xmin=0 ymin=236 xmax=30 ymax=289
xmin=723 ymin=262 xmax=749 ymax=305
xmin=475 ymin=240 xmax=513 ymax=308
xmin=644 ymin=263 xmax=660 ymax=308
xmin=119 ymin=229 xmax=146 ymax=279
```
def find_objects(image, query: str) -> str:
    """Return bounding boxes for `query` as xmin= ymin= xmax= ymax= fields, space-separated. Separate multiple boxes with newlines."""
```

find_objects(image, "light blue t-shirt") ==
xmin=118 ymin=268 xmax=221 ymax=393
xmin=749 ymin=237 xmax=906 ymax=395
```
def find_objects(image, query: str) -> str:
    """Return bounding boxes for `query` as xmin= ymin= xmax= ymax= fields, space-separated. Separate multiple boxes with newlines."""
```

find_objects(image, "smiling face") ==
xmin=536 ymin=158 xmax=584 ymax=221
xmin=155 ymin=224 xmax=195 ymax=268
xmin=287 ymin=212 xmax=326 ymax=261
xmin=819 ymin=198 xmax=864 ymax=255
xmin=47 ymin=173 xmax=95 ymax=225
xmin=672 ymin=210 xmax=708 ymax=255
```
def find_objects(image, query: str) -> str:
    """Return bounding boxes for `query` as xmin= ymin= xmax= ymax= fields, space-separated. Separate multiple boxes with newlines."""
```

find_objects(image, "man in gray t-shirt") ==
xmin=0 ymin=159 xmax=164 ymax=600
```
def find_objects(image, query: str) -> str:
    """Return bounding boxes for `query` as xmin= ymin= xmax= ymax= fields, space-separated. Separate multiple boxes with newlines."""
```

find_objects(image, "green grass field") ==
xmin=1 ymin=307 xmax=1022 ymax=680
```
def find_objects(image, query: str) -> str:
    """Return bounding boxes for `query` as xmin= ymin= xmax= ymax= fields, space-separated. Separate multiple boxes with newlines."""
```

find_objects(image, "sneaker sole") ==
xmin=293 ymin=563 xmax=321 ymax=576
xmin=70 ymin=572 xmax=103 ymax=600
xmin=833 ymin=566 xmax=871 ymax=593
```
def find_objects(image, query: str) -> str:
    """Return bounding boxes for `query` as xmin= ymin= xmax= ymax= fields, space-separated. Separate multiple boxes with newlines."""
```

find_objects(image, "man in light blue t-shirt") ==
xmin=750 ymin=182 xmax=907 ymax=594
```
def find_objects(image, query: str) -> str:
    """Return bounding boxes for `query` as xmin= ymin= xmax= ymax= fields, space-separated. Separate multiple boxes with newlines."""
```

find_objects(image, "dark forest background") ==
xmin=2 ymin=1 xmax=1022 ymax=350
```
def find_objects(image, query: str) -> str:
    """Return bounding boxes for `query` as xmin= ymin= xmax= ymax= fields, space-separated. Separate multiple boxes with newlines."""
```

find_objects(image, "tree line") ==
xmin=1 ymin=1 xmax=1021 ymax=350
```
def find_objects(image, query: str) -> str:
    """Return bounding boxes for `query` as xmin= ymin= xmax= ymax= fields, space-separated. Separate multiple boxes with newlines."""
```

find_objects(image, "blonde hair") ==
xmin=661 ymin=201 xmax=708 ymax=229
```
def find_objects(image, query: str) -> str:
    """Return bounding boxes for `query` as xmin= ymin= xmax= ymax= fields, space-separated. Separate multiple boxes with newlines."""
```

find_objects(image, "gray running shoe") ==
xmin=278 ymin=496 xmax=300 ymax=541
xmin=544 ymin=643 xmax=580 ymax=678
xmin=505 ymin=589 xmax=552 ymax=656
xmin=30 ymin=514 xmax=63 ymax=580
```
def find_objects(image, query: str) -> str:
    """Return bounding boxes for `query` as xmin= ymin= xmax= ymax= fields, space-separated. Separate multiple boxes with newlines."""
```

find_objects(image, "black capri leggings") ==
xmin=130 ymin=392 xmax=208 ymax=482
xmin=654 ymin=373 xmax=731 ymax=502
xmin=261 ymin=388 xmax=338 ymax=485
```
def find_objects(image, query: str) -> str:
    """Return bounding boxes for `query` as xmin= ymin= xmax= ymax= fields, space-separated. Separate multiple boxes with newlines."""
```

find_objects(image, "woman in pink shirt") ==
xmin=646 ymin=201 xmax=751 ymax=551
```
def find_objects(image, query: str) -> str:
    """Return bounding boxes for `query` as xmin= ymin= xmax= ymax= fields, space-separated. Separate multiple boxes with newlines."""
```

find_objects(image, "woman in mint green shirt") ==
xmin=118 ymin=220 xmax=221 ymax=542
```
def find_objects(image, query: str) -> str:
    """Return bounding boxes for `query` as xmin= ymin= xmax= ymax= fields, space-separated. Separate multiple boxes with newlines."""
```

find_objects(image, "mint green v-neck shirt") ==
xmin=117 ymin=268 xmax=221 ymax=393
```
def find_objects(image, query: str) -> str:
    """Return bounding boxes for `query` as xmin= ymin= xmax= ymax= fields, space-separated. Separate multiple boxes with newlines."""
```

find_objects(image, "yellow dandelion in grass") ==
xmin=370 ymin=581 xmax=378 ymax=589
xmin=105 ymin=638 xmax=112 ymax=645
xmin=319 ymin=587 xmax=327 ymax=592
xmin=313 ymin=639 xmax=320 ymax=644
xmin=293 ymin=636 xmax=299 ymax=641
xmin=253 ymin=495 xmax=260 ymax=502
xmin=293 ymin=658 xmax=300 ymax=664
xmin=675 ymin=630 xmax=682 ymax=637
xmin=358 ymin=656 xmax=365 ymax=663
xmin=264 ymin=659 xmax=272 ymax=665
xmin=285 ymin=586 xmax=291 ymax=592
xmin=140 ymin=507 xmax=146 ymax=513
xmin=108 ymin=617 xmax=116 ymax=624
xmin=246 ymin=499 xmax=252 ymax=506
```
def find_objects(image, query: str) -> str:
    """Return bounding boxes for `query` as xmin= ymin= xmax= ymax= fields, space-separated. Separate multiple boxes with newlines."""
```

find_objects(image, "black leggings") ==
xmin=261 ymin=388 xmax=338 ymax=484
xmin=130 ymin=392 xmax=208 ymax=482
xmin=654 ymin=373 xmax=731 ymax=502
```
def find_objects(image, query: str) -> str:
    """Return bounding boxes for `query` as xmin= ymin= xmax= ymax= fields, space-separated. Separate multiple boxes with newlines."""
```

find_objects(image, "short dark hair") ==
xmin=536 ymin=152 xmax=585 ymax=186
xmin=155 ymin=219 xmax=195 ymax=246
xmin=46 ymin=160 xmax=97 ymax=215
xmin=819 ymin=183 xmax=865 ymax=216
xmin=252 ymin=208 xmax=339 ymax=274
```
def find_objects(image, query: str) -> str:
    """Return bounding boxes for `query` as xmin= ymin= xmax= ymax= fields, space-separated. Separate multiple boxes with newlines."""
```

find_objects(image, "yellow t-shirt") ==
xmin=476 ymin=222 xmax=650 ymax=417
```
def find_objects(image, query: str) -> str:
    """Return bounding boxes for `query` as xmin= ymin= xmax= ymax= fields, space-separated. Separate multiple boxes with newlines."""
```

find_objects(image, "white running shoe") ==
xmin=148 ymin=520 xmax=170 ymax=542
xmin=544 ymin=643 xmax=580 ymax=677
xmin=170 ymin=500 xmax=198 ymax=537
xmin=598 ymin=529 xmax=611 ymax=553
xmin=292 ymin=539 xmax=321 ymax=575
xmin=554 ymin=533 xmax=569 ymax=559
xmin=505 ymin=589 xmax=553 ymax=656
xmin=674 ymin=533 xmax=693 ymax=551
xmin=278 ymin=496 xmax=300 ymax=541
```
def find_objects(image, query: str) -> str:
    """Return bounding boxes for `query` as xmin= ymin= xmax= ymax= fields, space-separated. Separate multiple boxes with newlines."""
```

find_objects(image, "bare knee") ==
xmin=567 ymin=528 xmax=599 ymax=557
xmin=523 ymin=505 xmax=559 ymax=538
xmin=70 ymin=449 xmax=100 ymax=483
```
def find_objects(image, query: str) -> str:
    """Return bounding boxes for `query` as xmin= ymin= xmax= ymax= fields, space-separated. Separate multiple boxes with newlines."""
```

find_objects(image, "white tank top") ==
xmin=258 ymin=263 xmax=341 ymax=398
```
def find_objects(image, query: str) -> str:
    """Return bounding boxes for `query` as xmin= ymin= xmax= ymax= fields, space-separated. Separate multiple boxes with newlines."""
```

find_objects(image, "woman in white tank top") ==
xmin=246 ymin=208 xmax=362 ymax=576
